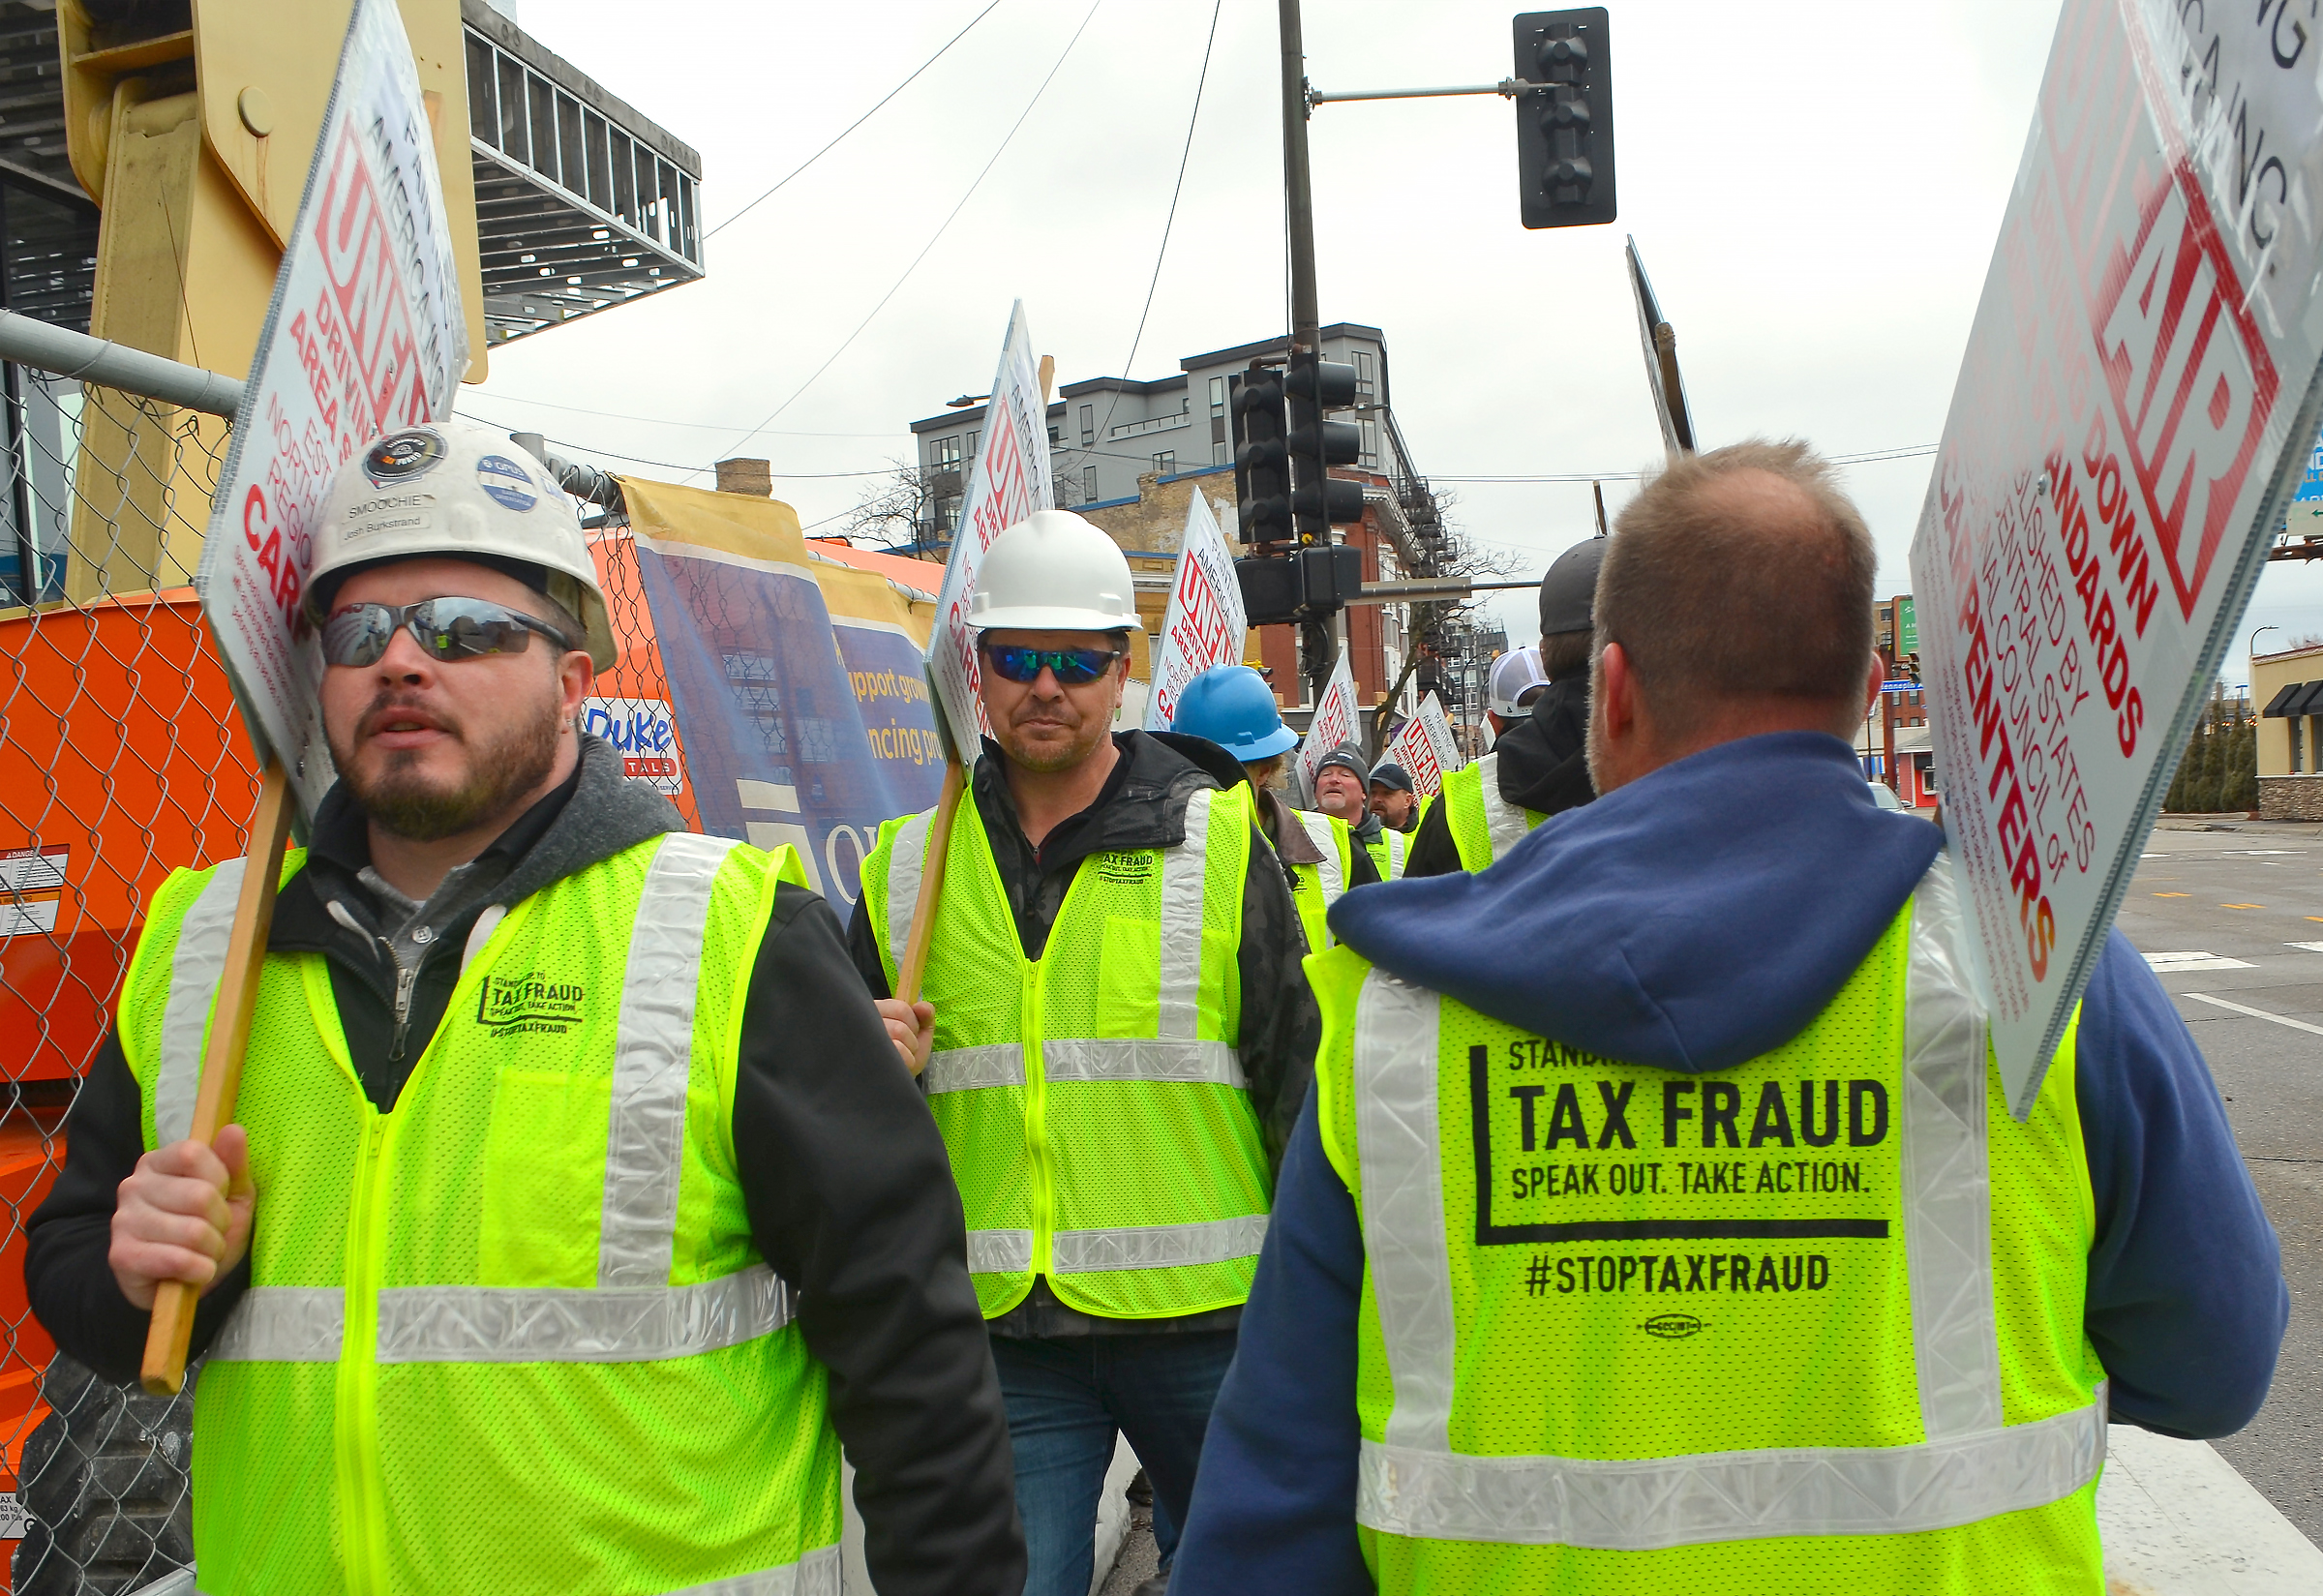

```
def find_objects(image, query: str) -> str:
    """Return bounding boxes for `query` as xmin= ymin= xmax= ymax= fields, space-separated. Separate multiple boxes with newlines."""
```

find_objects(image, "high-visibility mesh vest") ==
xmin=1281 ymin=809 xmax=1356 ymax=953
xmin=116 ymin=835 xmax=842 ymax=1596
xmin=1309 ymin=858 xmax=2106 ymax=1593
xmin=1441 ymin=753 xmax=1544 ymax=872
xmin=861 ymin=784 xmax=1271 ymax=1320
xmin=1365 ymin=826 xmax=1407 ymax=882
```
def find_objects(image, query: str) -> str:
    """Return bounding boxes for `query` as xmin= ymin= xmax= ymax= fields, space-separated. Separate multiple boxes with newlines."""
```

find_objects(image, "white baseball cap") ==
xmin=1489 ymin=647 xmax=1551 ymax=718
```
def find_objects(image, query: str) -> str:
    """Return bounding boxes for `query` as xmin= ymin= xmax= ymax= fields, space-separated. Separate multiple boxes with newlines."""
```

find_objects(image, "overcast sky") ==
xmin=465 ymin=0 xmax=2323 ymax=689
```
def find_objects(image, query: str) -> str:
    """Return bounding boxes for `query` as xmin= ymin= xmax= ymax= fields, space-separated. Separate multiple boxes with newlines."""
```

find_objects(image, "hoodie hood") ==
xmin=1493 ymin=676 xmax=1594 ymax=816
xmin=1327 ymin=731 xmax=1943 ymax=1073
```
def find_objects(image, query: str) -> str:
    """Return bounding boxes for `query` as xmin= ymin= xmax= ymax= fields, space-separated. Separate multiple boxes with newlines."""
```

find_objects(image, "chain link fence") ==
xmin=0 ymin=313 xmax=688 ymax=1592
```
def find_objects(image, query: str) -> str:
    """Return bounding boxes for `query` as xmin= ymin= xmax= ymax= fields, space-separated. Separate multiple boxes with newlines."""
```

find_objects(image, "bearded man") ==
xmin=27 ymin=417 xmax=1021 ymax=1596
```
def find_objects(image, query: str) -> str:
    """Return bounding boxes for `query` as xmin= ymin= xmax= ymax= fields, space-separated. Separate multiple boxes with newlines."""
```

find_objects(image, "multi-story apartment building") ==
xmin=902 ymin=324 xmax=1465 ymax=738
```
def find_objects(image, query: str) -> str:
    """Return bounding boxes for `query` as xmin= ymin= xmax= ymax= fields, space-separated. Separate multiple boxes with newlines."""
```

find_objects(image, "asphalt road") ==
xmin=2122 ymin=819 xmax=2323 ymax=1544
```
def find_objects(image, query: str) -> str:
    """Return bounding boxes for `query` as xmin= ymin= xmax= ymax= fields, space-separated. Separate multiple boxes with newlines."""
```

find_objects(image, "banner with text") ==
xmin=1143 ymin=492 xmax=1247 ymax=732
xmin=618 ymin=477 xmax=945 ymax=907
xmin=195 ymin=0 xmax=468 ymax=817
xmin=1297 ymin=650 xmax=1362 ymax=798
xmin=1392 ymin=692 xmax=1463 ymax=798
xmin=1909 ymin=0 xmax=2323 ymax=1113
xmin=926 ymin=302 xmax=1053 ymax=759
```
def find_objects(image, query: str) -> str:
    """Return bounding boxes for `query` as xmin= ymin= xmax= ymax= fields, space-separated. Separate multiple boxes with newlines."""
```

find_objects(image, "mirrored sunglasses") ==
xmin=321 ymin=597 xmax=572 ymax=669
xmin=980 ymin=643 xmax=1124 ymax=686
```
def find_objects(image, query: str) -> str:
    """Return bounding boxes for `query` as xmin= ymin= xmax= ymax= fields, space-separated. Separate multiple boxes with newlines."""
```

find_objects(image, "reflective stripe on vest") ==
xmin=965 ymin=1214 xmax=1268 ymax=1276
xmin=1474 ymin=753 xmax=1529 ymax=863
xmin=897 ymin=789 xmax=1237 ymax=1089
xmin=193 ymin=1560 xmax=844 ymax=1596
xmin=1376 ymin=828 xmax=1406 ymax=880
xmin=1344 ymin=858 xmax=2105 ymax=1550
xmin=1295 ymin=810 xmax=1346 ymax=949
xmin=154 ymin=858 xmax=248 ymax=1146
xmin=199 ymin=834 xmax=794 ymax=1369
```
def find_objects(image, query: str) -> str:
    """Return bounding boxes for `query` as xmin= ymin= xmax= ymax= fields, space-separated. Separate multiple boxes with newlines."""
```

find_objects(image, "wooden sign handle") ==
xmin=140 ymin=759 xmax=296 ymax=1396
xmin=893 ymin=758 xmax=963 ymax=1009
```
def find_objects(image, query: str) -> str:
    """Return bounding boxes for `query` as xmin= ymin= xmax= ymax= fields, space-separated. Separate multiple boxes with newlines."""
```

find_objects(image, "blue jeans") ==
xmin=990 ymin=1330 xmax=1239 ymax=1596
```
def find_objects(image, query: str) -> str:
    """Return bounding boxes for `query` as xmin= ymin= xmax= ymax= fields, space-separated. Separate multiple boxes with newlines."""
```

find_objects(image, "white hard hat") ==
xmin=1489 ymin=646 xmax=1551 ymax=718
xmin=307 ymin=416 xmax=618 ymax=670
xmin=968 ymin=509 xmax=1143 ymax=633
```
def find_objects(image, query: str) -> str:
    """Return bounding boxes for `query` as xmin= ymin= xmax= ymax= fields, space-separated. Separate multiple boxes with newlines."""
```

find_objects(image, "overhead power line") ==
xmin=694 ymin=0 xmax=1107 ymax=477
xmin=1428 ymin=445 xmax=1938 ymax=484
xmin=705 ymin=0 xmax=1006 ymax=240
xmin=1097 ymin=0 xmax=1223 ymax=443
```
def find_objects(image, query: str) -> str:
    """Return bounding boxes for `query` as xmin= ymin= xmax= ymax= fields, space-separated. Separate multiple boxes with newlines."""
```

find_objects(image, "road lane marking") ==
xmin=2222 ymin=903 xmax=2265 ymax=910
xmin=2147 ymin=951 xmax=2256 ymax=971
xmin=2184 ymin=992 xmax=2323 ymax=1037
xmin=2154 ymin=892 xmax=2190 ymax=897
xmin=2291 ymin=943 xmax=2323 ymax=953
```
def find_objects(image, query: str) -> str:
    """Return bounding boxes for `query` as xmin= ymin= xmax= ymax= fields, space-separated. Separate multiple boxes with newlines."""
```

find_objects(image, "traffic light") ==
xmin=1230 ymin=363 xmax=1293 ymax=547
xmin=1285 ymin=351 xmax=1365 ymax=541
xmin=1513 ymin=9 xmax=1616 ymax=229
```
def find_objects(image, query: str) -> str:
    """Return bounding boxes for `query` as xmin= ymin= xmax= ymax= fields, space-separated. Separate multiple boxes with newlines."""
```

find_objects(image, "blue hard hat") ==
xmin=1172 ymin=666 xmax=1299 ymax=760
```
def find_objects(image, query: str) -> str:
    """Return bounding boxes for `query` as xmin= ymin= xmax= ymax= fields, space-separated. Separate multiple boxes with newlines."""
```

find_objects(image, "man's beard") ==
xmin=330 ymin=689 xmax=561 ymax=842
xmin=999 ymin=697 xmax=1109 ymax=774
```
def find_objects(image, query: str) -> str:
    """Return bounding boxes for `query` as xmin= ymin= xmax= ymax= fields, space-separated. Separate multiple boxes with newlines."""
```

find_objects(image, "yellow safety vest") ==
xmin=117 ymin=835 xmax=840 ymax=1596
xmin=1281 ymin=808 xmax=1357 ymax=952
xmin=1309 ymin=858 xmax=2105 ymax=1593
xmin=861 ymin=785 xmax=1272 ymax=1320
xmin=1364 ymin=825 xmax=1407 ymax=882
xmin=1440 ymin=753 xmax=1543 ymax=872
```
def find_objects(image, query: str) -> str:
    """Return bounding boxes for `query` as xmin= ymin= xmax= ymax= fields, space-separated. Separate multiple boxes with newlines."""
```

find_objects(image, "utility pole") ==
xmin=1279 ymin=0 xmax=1343 ymax=713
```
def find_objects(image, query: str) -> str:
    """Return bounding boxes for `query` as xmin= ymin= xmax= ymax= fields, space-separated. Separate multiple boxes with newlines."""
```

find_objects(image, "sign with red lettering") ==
xmin=1143 ymin=491 xmax=1247 ymax=732
xmin=925 ymin=302 xmax=1053 ymax=761
xmin=195 ymin=0 xmax=468 ymax=817
xmin=1297 ymin=650 xmax=1363 ymax=799
xmin=1392 ymin=692 xmax=1463 ymax=798
xmin=1910 ymin=0 xmax=2323 ymax=1113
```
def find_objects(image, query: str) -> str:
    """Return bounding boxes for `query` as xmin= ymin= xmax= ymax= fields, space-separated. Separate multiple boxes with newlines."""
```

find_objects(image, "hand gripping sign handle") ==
xmin=141 ymin=759 xmax=297 ymax=1396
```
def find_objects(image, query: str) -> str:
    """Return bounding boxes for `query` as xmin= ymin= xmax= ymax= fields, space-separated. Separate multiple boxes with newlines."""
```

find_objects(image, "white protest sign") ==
xmin=193 ymin=0 xmax=468 ymax=819
xmin=926 ymin=302 xmax=1054 ymax=760
xmin=1392 ymin=691 xmax=1463 ymax=798
xmin=1909 ymin=0 xmax=2323 ymax=1115
xmin=1296 ymin=649 xmax=1362 ymax=798
xmin=1143 ymin=493 xmax=1247 ymax=732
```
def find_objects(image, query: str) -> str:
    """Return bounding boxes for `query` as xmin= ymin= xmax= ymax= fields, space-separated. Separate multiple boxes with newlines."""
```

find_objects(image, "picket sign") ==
xmin=145 ymin=0 xmax=468 ymax=1395
xmin=1143 ymin=493 xmax=1247 ymax=732
xmin=900 ymin=310 xmax=1056 ymax=1007
xmin=1909 ymin=0 xmax=2323 ymax=1115
xmin=923 ymin=302 xmax=1056 ymax=762
xmin=1297 ymin=651 xmax=1362 ymax=797
xmin=1392 ymin=692 xmax=1463 ymax=798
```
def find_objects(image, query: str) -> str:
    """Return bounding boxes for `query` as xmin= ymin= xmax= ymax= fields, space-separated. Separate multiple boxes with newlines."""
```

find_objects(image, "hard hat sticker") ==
xmin=362 ymin=429 xmax=446 ymax=487
xmin=476 ymin=454 xmax=539 ymax=513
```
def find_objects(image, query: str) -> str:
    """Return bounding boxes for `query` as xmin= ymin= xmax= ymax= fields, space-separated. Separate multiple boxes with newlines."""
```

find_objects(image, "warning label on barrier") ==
xmin=1909 ymin=0 xmax=2323 ymax=1113
xmin=196 ymin=0 xmax=468 ymax=818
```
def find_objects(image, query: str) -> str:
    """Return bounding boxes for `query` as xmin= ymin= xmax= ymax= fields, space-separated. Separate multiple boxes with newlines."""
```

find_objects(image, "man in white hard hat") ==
xmin=1406 ymin=540 xmax=1604 ymax=876
xmin=851 ymin=509 xmax=1319 ymax=1596
xmin=26 ymin=417 xmax=1022 ymax=1596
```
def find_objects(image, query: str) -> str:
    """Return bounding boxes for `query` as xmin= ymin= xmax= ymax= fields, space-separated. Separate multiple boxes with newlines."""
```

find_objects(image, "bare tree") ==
xmin=844 ymin=458 xmax=949 ymax=552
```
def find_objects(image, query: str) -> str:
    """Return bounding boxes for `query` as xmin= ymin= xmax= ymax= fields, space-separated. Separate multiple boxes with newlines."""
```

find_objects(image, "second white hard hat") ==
xmin=969 ymin=509 xmax=1143 ymax=633
xmin=307 ymin=415 xmax=618 ymax=670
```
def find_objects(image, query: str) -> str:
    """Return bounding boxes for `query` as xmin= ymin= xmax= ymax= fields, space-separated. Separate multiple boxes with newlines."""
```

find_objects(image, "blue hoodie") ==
xmin=1170 ymin=731 xmax=2286 ymax=1595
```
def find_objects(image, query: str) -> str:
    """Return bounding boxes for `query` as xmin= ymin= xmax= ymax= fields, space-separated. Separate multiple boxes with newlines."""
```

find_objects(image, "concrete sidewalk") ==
xmin=2100 ymin=1424 xmax=2323 ymax=1593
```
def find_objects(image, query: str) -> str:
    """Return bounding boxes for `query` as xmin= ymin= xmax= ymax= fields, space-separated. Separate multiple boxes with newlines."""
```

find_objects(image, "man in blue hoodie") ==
xmin=1169 ymin=438 xmax=2286 ymax=1594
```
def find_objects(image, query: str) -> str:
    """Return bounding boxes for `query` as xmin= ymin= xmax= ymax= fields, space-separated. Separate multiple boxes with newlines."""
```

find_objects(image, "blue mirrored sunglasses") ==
xmin=979 ymin=643 xmax=1124 ymax=686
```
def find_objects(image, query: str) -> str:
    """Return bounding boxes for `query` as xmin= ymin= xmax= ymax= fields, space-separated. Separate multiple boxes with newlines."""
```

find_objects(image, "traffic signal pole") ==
xmin=1278 ymin=0 xmax=1343 ymax=710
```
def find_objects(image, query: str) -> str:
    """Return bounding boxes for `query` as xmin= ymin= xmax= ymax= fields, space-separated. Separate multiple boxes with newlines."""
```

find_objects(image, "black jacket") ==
xmin=26 ymin=737 xmax=1023 ymax=1596
xmin=1406 ymin=676 xmax=1595 ymax=878
xmin=846 ymin=730 xmax=1322 ymax=1338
